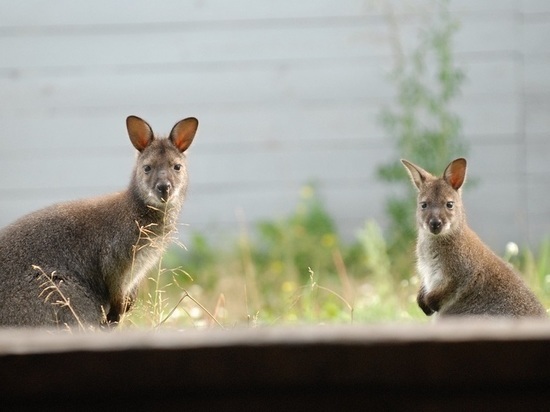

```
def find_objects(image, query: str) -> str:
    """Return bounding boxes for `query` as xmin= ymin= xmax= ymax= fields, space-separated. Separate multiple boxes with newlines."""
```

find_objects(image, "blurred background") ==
xmin=1 ymin=0 xmax=549 ymax=250
xmin=1 ymin=1 xmax=550 ymax=326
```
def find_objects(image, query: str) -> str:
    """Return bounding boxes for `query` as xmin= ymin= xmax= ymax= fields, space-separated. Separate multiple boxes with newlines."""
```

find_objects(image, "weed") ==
xmin=121 ymin=202 xmax=218 ymax=329
xmin=34 ymin=265 xmax=88 ymax=332
xmin=156 ymin=186 xmax=426 ymax=327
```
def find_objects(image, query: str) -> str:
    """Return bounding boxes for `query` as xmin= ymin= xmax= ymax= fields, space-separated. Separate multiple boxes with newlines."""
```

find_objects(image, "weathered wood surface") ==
xmin=1 ymin=321 xmax=550 ymax=410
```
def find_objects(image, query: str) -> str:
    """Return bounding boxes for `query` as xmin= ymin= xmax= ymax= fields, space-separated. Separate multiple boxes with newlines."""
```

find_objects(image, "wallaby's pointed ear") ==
xmin=443 ymin=158 xmax=467 ymax=191
xmin=169 ymin=117 xmax=198 ymax=153
xmin=401 ymin=159 xmax=432 ymax=190
xmin=127 ymin=116 xmax=154 ymax=152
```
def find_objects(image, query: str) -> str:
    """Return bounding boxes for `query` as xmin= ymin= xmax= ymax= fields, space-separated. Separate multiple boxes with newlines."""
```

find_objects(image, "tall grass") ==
xmin=121 ymin=187 xmax=417 ymax=328
xmin=123 ymin=186 xmax=550 ymax=329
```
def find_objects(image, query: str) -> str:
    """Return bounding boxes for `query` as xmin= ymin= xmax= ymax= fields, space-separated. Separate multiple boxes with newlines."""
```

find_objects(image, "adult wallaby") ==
xmin=0 ymin=116 xmax=198 ymax=328
xmin=401 ymin=158 xmax=546 ymax=318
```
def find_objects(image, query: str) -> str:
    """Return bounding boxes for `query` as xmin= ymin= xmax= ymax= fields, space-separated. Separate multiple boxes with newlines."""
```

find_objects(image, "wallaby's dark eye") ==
xmin=420 ymin=202 xmax=427 ymax=210
xmin=143 ymin=165 xmax=151 ymax=173
xmin=174 ymin=164 xmax=182 ymax=171
xmin=446 ymin=201 xmax=454 ymax=209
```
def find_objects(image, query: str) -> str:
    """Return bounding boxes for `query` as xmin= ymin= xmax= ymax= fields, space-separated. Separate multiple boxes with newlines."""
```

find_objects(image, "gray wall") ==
xmin=0 ymin=0 xmax=549 ymax=252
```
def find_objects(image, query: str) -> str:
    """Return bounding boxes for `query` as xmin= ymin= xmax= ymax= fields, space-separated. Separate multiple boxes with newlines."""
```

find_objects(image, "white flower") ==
xmin=505 ymin=242 xmax=519 ymax=257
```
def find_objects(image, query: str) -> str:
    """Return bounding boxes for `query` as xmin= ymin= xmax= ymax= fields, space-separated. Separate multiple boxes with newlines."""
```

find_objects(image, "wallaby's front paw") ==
xmin=420 ymin=303 xmax=435 ymax=316
xmin=106 ymin=309 xmax=121 ymax=325
xmin=418 ymin=296 xmax=435 ymax=316
xmin=424 ymin=291 xmax=442 ymax=314
xmin=417 ymin=286 xmax=436 ymax=316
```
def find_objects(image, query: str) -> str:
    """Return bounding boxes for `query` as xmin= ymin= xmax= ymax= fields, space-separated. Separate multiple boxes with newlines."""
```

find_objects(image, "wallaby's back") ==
xmin=0 ymin=116 xmax=198 ymax=328
xmin=402 ymin=158 xmax=546 ymax=318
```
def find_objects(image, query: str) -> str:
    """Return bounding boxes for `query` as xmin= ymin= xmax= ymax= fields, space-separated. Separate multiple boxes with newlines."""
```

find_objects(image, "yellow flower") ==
xmin=321 ymin=233 xmax=336 ymax=248
xmin=281 ymin=281 xmax=296 ymax=293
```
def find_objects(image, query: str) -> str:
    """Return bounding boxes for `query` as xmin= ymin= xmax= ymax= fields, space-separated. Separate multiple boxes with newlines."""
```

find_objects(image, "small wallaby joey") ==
xmin=0 ymin=116 xmax=198 ymax=328
xmin=402 ymin=158 xmax=546 ymax=318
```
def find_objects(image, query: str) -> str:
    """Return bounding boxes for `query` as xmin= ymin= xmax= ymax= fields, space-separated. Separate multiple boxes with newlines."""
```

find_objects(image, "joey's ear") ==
xmin=443 ymin=158 xmax=467 ymax=191
xmin=127 ymin=116 xmax=154 ymax=152
xmin=169 ymin=117 xmax=198 ymax=153
xmin=401 ymin=159 xmax=433 ymax=190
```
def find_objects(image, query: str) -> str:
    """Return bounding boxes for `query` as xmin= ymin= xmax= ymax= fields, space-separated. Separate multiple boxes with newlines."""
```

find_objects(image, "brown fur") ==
xmin=402 ymin=158 xmax=546 ymax=318
xmin=0 ymin=116 xmax=198 ymax=328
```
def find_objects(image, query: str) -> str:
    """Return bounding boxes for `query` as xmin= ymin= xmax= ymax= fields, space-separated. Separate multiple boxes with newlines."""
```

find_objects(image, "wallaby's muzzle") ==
xmin=428 ymin=217 xmax=443 ymax=234
xmin=153 ymin=169 xmax=172 ymax=203
xmin=156 ymin=181 xmax=172 ymax=203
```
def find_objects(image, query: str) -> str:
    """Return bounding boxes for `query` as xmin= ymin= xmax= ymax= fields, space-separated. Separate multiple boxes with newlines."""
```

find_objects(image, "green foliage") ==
xmin=126 ymin=186 xmax=424 ymax=328
xmin=252 ymin=185 xmax=341 ymax=283
xmin=125 ymin=188 xmax=550 ymax=329
xmin=508 ymin=239 xmax=550 ymax=306
xmin=378 ymin=0 xmax=468 ymax=255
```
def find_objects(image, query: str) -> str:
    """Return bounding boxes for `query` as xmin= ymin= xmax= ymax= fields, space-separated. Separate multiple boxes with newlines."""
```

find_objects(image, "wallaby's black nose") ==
xmin=429 ymin=218 xmax=442 ymax=233
xmin=156 ymin=182 xmax=172 ymax=201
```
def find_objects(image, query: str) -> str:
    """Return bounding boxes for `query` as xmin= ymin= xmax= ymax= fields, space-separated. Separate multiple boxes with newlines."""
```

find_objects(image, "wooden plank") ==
xmin=0 ymin=142 xmax=387 ymax=190
xmin=526 ymin=179 xmax=550 ymax=246
xmin=525 ymin=138 xmax=550 ymax=176
xmin=0 ymin=65 xmax=520 ymax=129
xmin=460 ymin=57 xmax=517 ymax=96
xmin=523 ymin=0 xmax=550 ymax=14
xmin=454 ymin=13 xmax=519 ymax=54
xmin=464 ymin=182 xmax=525 ymax=249
xmin=458 ymin=96 xmax=519 ymax=136
xmin=0 ymin=113 xmax=132 ymax=152
xmin=0 ymin=103 xmax=386 ymax=156
xmin=450 ymin=0 xmax=518 ymax=13
xmin=0 ymin=62 xmax=394 ymax=111
xmin=0 ymin=0 xmax=523 ymax=29
xmin=524 ymin=20 xmax=550 ymax=56
xmin=1 ymin=149 xmax=132 ymax=190
xmin=0 ymin=25 xmax=389 ymax=70
xmin=0 ymin=13 xmax=520 ymax=72
xmin=525 ymin=96 xmax=550 ymax=134
xmin=524 ymin=59 xmax=550 ymax=95
xmin=1 ymin=322 xmax=550 ymax=410
xmin=466 ymin=139 xmax=521 ymax=176
xmin=193 ymin=144 xmax=390 ymax=186
xmin=0 ymin=0 xmax=378 ymax=27
xmin=0 ymin=91 xmax=523 ymax=162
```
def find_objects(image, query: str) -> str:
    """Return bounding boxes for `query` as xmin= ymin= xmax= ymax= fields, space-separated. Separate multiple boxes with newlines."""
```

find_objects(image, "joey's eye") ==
xmin=143 ymin=165 xmax=151 ymax=173
xmin=420 ymin=202 xmax=427 ymax=210
xmin=446 ymin=201 xmax=454 ymax=209
xmin=174 ymin=164 xmax=182 ymax=171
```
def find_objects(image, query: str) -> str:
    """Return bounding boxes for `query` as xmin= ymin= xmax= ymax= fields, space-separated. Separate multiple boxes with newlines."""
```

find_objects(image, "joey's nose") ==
xmin=429 ymin=218 xmax=442 ymax=233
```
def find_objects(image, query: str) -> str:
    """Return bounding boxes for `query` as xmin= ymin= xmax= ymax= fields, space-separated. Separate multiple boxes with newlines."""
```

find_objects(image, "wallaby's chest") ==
xmin=121 ymin=243 xmax=163 ymax=293
xmin=417 ymin=254 xmax=444 ymax=293
xmin=416 ymin=238 xmax=447 ymax=293
xmin=109 ymin=217 xmax=172 ymax=293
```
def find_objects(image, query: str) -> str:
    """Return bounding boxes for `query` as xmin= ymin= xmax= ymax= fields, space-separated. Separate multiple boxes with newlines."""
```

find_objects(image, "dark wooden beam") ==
xmin=1 ymin=320 xmax=550 ymax=410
